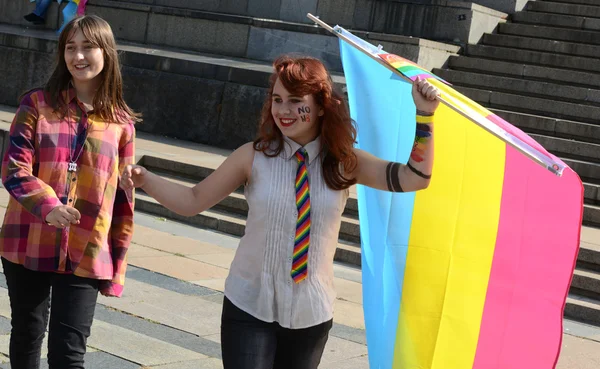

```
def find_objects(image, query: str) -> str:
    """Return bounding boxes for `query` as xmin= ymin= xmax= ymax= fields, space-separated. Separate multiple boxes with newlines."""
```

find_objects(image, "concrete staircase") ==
xmin=432 ymin=0 xmax=600 ymax=326
xmin=0 ymin=0 xmax=598 ymax=325
xmin=0 ymin=0 xmax=465 ymax=150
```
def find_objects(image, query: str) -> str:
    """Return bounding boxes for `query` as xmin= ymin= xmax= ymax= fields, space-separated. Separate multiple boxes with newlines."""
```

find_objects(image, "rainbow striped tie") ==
xmin=292 ymin=148 xmax=310 ymax=283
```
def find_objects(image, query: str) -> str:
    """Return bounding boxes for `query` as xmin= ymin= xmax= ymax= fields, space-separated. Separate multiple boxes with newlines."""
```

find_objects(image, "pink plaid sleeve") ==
xmin=2 ymin=94 xmax=62 ymax=221
xmin=100 ymin=123 xmax=135 ymax=297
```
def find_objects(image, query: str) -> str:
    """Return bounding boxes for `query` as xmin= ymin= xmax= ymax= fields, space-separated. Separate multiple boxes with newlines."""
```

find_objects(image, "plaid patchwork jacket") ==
xmin=0 ymin=89 xmax=135 ymax=297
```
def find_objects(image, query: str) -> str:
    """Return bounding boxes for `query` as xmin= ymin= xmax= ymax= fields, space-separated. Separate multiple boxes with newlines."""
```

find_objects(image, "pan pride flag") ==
xmin=57 ymin=0 xmax=88 ymax=33
xmin=338 ymin=28 xmax=584 ymax=368
xmin=29 ymin=0 xmax=88 ymax=33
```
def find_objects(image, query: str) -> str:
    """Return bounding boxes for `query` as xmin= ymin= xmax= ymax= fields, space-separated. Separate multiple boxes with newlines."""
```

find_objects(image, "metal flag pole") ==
xmin=307 ymin=13 xmax=565 ymax=176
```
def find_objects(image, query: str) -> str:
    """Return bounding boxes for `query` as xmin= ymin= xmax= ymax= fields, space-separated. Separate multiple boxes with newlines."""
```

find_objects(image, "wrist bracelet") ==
xmin=416 ymin=109 xmax=435 ymax=116
xmin=416 ymin=114 xmax=434 ymax=124
xmin=407 ymin=162 xmax=432 ymax=180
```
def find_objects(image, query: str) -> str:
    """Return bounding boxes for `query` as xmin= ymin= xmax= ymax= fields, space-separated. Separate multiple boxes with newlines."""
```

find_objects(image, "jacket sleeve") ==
xmin=2 ymin=93 xmax=62 ymax=221
xmin=100 ymin=123 xmax=135 ymax=297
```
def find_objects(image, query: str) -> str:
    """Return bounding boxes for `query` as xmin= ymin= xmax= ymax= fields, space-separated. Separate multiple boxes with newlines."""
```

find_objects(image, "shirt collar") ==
xmin=61 ymin=86 xmax=78 ymax=104
xmin=282 ymin=136 xmax=322 ymax=165
xmin=61 ymin=86 xmax=97 ymax=115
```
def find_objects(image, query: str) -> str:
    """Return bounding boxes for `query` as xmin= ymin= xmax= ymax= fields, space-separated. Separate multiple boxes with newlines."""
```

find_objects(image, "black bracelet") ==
xmin=407 ymin=162 xmax=431 ymax=180
xmin=386 ymin=162 xmax=404 ymax=192
xmin=416 ymin=109 xmax=435 ymax=116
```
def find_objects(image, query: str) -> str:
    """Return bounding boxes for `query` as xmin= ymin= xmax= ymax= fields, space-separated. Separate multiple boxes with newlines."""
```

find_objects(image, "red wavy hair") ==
xmin=253 ymin=55 xmax=357 ymax=191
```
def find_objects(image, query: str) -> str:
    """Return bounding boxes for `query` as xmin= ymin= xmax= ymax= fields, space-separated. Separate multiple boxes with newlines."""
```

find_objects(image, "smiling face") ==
xmin=271 ymin=78 xmax=323 ymax=146
xmin=64 ymin=29 xmax=104 ymax=87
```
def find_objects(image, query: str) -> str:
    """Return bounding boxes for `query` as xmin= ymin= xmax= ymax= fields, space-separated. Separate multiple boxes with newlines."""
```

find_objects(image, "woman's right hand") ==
xmin=120 ymin=164 xmax=148 ymax=190
xmin=45 ymin=205 xmax=81 ymax=228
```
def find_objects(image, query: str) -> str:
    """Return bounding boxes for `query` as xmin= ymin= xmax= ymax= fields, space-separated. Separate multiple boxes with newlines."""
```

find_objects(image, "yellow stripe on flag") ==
xmin=393 ymin=97 xmax=506 ymax=368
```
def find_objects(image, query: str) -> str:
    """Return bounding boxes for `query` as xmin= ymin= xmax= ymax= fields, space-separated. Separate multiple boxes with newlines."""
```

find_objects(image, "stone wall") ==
xmin=0 ymin=37 xmax=269 ymax=150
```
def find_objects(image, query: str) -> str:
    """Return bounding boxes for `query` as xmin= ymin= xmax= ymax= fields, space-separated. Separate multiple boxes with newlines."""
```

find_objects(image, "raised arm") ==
xmin=351 ymin=77 xmax=439 ymax=192
xmin=121 ymin=142 xmax=254 ymax=216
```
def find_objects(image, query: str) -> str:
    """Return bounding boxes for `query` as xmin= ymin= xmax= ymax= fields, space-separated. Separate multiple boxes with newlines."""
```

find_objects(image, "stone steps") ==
xmin=584 ymin=183 xmax=600 ymax=205
xmin=454 ymin=85 xmax=600 ymax=125
xmin=134 ymin=191 xmax=363 ymax=267
xmin=578 ymin=238 xmax=600 ymax=272
xmin=511 ymin=10 xmax=600 ymax=31
xmin=527 ymin=0 xmax=600 ymax=18
xmin=447 ymin=56 xmax=600 ymax=89
xmin=442 ymin=1 xmax=600 ymax=242
xmin=0 ymin=0 xmax=458 ymax=74
xmin=138 ymin=155 xmax=360 ymax=216
xmin=565 ymin=294 xmax=600 ymax=326
xmin=482 ymin=33 xmax=600 ymax=59
xmin=571 ymin=268 xmax=600 ymax=300
xmin=585 ymin=204 xmax=600 ymax=227
xmin=465 ymin=44 xmax=600 ymax=74
xmin=498 ymin=22 xmax=600 ymax=45
xmin=433 ymin=68 xmax=600 ymax=107
xmin=528 ymin=134 xmax=600 ymax=164
xmin=0 ymin=22 xmax=343 ymax=150
xmin=135 ymin=183 xmax=361 ymax=245
xmin=568 ymin=257 xmax=600 ymax=326
xmin=85 ymin=0 xmax=458 ymax=73
xmin=335 ymin=0 xmax=506 ymax=44
xmin=139 ymin=164 xmax=360 ymax=219
xmin=491 ymin=109 xmax=600 ymax=145
xmin=543 ymin=0 xmax=600 ymax=6
xmin=568 ymin=234 xmax=600 ymax=323
xmin=562 ymin=158 xmax=600 ymax=183
xmin=0 ymin=0 xmax=506 ymax=44
xmin=0 ymin=21 xmax=458 ymax=151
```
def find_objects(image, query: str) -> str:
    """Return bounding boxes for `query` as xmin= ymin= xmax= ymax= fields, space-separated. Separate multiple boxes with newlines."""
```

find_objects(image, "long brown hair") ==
xmin=254 ymin=55 xmax=357 ymax=190
xmin=43 ymin=15 xmax=139 ymax=124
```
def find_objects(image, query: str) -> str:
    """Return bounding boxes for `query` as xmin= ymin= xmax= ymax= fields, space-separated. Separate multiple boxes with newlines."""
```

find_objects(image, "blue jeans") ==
xmin=33 ymin=0 xmax=53 ymax=18
xmin=221 ymin=296 xmax=332 ymax=369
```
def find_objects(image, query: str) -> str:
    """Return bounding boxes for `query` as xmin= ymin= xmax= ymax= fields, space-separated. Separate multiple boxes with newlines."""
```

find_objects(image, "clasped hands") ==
xmin=45 ymin=205 xmax=81 ymax=228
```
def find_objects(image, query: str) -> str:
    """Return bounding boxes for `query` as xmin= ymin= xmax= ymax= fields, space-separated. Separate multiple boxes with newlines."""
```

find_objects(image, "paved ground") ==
xmin=0 ymin=105 xmax=598 ymax=368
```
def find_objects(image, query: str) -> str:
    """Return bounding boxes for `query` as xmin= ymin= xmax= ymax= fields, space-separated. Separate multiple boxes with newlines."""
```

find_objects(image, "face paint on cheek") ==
xmin=298 ymin=106 xmax=312 ymax=123
xmin=298 ymin=106 xmax=311 ymax=114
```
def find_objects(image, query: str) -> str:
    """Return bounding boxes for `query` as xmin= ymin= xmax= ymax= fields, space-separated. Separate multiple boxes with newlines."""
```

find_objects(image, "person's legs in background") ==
xmin=24 ymin=0 xmax=54 ymax=25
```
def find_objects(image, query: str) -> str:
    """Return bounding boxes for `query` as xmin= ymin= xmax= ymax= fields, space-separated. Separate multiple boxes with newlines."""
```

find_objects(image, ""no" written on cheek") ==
xmin=298 ymin=106 xmax=311 ymax=123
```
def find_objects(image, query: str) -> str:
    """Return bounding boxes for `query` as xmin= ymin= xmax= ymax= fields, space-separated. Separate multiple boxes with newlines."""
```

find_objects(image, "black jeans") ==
xmin=2 ymin=257 xmax=99 ymax=369
xmin=221 ymin=296 xmax=332 ymax=369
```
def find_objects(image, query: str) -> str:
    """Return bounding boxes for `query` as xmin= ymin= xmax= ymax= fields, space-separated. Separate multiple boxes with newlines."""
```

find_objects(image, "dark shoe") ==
xmin=24 ymin=13 xmax=45 ymax=25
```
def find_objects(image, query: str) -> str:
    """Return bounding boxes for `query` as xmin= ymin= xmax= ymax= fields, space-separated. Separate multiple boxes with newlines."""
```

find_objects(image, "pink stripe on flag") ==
xmin=487 ymin=114 xmax=548 ymax=155
xmin=473 ymin=146 xmax=583 ymax=369
xmin=77 ymin=0 xmax=88 ymax=15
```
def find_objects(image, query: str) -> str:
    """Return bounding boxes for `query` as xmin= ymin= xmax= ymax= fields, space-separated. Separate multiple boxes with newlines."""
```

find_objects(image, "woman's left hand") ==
xmin=412 ymin=76 xmax=441 ymax=114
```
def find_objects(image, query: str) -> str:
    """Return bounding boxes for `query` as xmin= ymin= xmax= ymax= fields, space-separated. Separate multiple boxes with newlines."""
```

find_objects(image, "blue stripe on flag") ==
xmin=340 ymin=38 xmax=417 ymax=369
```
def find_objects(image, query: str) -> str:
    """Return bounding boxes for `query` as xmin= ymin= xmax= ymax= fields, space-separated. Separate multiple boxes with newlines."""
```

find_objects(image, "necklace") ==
xmin=66 ymin=94 xmax=89 ymax=172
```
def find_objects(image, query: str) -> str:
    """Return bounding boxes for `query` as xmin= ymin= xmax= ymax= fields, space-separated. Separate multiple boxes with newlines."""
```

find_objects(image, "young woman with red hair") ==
xmin=121 ymin=55 xmax=440 ymax=369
